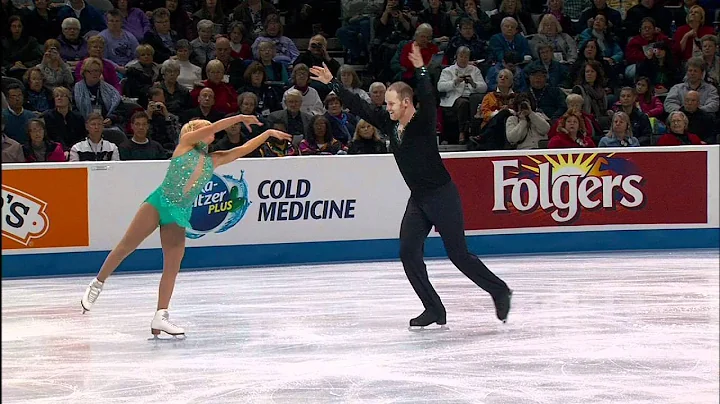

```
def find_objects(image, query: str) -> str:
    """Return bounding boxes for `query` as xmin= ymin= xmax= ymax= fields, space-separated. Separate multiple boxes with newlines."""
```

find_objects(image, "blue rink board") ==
xmin=2 ymin=228 xmax=719 ymax=279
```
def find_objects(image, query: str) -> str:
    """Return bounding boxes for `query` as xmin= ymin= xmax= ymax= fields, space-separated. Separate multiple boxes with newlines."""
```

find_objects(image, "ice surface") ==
xmin=2 ymin=250 xmax=719 ymax=404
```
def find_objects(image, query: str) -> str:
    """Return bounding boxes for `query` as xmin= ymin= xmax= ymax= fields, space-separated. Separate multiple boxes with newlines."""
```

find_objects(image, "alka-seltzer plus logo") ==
xmin=185 ymin=171 xmax=251 ymax=239
xmin=1 ymin=185 xmax=50 ymax=246
xmin=492 ymin=153 xmax=645 ymax=223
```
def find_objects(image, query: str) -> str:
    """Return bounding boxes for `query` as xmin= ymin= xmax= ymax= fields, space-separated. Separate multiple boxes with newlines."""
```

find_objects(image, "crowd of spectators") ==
xmin=2 ymin=0 xmax=719 ymax=164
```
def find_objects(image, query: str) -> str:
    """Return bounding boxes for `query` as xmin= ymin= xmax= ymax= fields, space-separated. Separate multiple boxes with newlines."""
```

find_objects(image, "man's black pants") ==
xmin=399 ymin=181 xmax=509 ymax=316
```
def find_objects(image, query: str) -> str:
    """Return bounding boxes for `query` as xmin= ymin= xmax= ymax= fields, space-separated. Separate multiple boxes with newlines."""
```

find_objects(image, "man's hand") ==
xmin=309 ymin=63 xmax=333 ymax=84
xmin=408 ymin=43 xmax=424 ymax=68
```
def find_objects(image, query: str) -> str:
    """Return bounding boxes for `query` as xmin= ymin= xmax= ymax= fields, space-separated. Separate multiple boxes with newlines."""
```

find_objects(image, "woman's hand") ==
xmin=265 ymin=129 xmax=292 ymax=143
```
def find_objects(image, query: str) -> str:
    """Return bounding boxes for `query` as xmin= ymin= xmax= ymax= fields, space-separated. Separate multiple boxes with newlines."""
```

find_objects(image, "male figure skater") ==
xmin=310 ymin=44 xmax=512 ymax=328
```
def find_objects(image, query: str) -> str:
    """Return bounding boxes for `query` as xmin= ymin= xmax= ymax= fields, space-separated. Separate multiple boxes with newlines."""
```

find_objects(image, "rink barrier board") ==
xmin=2 ymin=146 xmax=719 ymax=278
xmin=2 ymin=229 xmax=718 ymax=278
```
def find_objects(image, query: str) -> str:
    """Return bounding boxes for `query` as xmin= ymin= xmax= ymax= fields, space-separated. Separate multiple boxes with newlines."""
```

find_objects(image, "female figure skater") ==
xmin=80 ymin=115 xmax=291 ymax=337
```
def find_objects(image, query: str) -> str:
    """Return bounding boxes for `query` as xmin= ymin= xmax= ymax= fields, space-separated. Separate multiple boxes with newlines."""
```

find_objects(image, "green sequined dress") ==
xmin=144 ymin=142 xmax=214 ymax=228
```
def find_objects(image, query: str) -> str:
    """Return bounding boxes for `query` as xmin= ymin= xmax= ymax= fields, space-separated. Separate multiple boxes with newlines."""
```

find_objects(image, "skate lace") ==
xmin=87 ymin=283 xmax=101 ymax=303
xmin=162 ymin=314 xmax=179 ymax=329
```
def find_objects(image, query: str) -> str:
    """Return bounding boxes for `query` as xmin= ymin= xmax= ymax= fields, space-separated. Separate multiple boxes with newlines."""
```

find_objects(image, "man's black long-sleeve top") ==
xmin=330 ymin=66 xmax=452 ymax=199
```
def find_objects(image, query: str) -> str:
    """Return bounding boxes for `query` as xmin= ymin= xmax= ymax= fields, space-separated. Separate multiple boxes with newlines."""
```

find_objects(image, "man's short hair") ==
xmin=387 ymin=81 xmax=414 ymax=102
xmin=131 ymin=111 xmax=150 ymax=123
xmin=87 ymin=112 xmax=104 ymax=123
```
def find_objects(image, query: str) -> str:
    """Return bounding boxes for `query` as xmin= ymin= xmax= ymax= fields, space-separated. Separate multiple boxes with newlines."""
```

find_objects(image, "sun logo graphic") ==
xmin=1 ymin=185 xmax=50 ymax=246
xmin=186 ymin=171 xmax=251 ymax=239
xmin=492 ymin=153 xmax=645 ymax=223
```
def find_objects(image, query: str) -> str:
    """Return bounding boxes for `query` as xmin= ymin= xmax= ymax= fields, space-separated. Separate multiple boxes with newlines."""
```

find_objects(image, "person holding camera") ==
xmin=145 ymin=87 xmax=182 ymax=151
xmin=296 ymin=35 xmax=341 ymax=100
xmin=505 ymin=93 xmax=550 ymax=149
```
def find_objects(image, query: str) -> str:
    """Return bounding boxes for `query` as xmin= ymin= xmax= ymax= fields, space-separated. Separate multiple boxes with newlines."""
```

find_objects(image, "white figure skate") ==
xmin=150 ymin=309 xmax=185 ymax=337
xmin=81 ymin=278 xmax=104 ymax=313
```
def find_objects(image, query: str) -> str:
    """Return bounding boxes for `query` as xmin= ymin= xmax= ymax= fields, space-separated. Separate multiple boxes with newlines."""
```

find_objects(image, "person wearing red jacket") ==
xmin=547 ymin=94 xmax=601 ymax=140
xmin=23 ymin=119 xmax=67 ymax=162
xmin=626 ymin=18 xmax=670 ymax=66
xmin=548 ymin=112 xmax=597 ymax=148
xmin=399 ymin=23 xmax=440 ymax=82
xmin=656 ymin=111 xmax=704 ymax=145
xmin=672 ymin=5 xmax=715 ymax=64
xmin=190 ymin=60 xmax=239 ymax=115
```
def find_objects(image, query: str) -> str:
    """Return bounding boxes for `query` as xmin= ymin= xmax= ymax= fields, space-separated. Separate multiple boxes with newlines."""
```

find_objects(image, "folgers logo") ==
xmin=492 ymin=153 xmax=645 ymax=223
xmin=186 ymin=171 xmax=251 ymax=239
xmin=2 ymin=185 xmax=50 ymax=246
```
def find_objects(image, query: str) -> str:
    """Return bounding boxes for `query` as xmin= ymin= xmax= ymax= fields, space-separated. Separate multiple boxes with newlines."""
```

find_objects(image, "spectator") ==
xmin=190 ymin=19 xmax=217 ymax=67
xmin=473 ymin=68 xmax=517 ymax=150
xmin=190 ymin=59 xmax=238 ymax=114
xmin=700 ymin=35 xmax=720 ymax=85
xmin=336 ymin=0 xmax=378 ymax=64
xmin=181 ymin=87 xmax=224 ymax=123
xmin=42 ymin=86 xmax=87 ymax=150
xmin=545 ymin=0 xmax=576 ymax=35
xmin=73 ymin=57 xmax=122 ymax=122
xmin=656 ymin=111 xmax=704 ymax=145
xmin=416 ymin=0 xmax=454 ymax=49
xmin=339 ymin=65 xmax=371 ymax=104
xmin=598 ymin=111 xmax=641 ymax=147
xmin=297 ymin=35 xmax=341 ymax=99
xmin=572 ymin=60 xmax=612 ymax=130
xmin=636 ymin=41 xmax=680 ymax=95
xmin=438 ymin=45 xmax=487 ymax=144
xmin=250 ymin=14 xmax=299 ymax=65
xmin=489 ymin=17 xmax=531 ymax=64
xmin=167 ymin=0 xmax=195 ymax=40
xmin=347 ymin=119 xmax=388 ymax=154
xmin=57 ymin=0 xmax=107 ymax=36
xmin=525 ymin=43 xmax=569 ymax=89
xmin=323 ymin=93 xmax=358 ymax=145
xmin=119 ymin=111 xmax=167 ymax=160
xmin=236 ymin=91 xmax=270 ymax=139
xmin=268 ymin=88 xmax=311 ymax=139
xmin=548 ymin=93 xmax=602 ymax=140
xmin=395 ymin=24 xmax=440 ymax=85
xmin=369 ymin=82 xmax=387 ymax=111
xmin=635 ymin=76 xmax=664 ymax=118
xmin=23 ymin=67 xmax=54 ymax=113
xmin=124 ymin=44 xmax=161 ymax=102
xmin=158 ymin=59 xmax=192 ymax=115
xmin=443 ymin=17 xmax=487 ymax=64
xmin=258 ymin=121 xmax=298 ymax=157
xmin=611 ymin=86 xmax=652 ymax=144
xmin=2 ymin=131 xmax=25 ymax=163
xmin=577 ymin=14 xmax=623 ymax=67
xmin=73 ymin=36 xmax=122 ymax=92
xmin=624 ymin=0 xmax=672 ymax=35
xmin=212 ymin=36 xmax=245 ymax=90
xmin=665 ymin=57 xmax=719 ymax=114
xmin=174 ymin=39 xmax=202 ymax=89
xmin=566 ymin=37 xmax=617 ymax=88
xmin=672 ymin=5 xmax=714 ymax=64
xmin=2 ymin=16 xmax=42 ymax=79
xmin=2 ymin=83 xmax=35 ymax=144
xmin=100 ymin=9 xmax=141 ymax=67
xmin=240 ymin=61 xmax=282 ymax=115
xmin=142 ymin=8 xmax=179 ymax=63
xmin=371 ymin=0 xmax=414 ymax=82
xmin=531 ymin=14 xmax=577 ymax=64
xmin=255 ymin=40 xmax=288 ymax=83
xmin=209 ymin=115 xmax=259 ymax=155
xmin=37 ymin=39 xmax=75 ymax=90
xmin=58 ymin=18 xmax=88 ymax=67
xmin=227 ymin=21 xmax=252 ymax=60
xmin=112 ymin=0 xmax=151 ymax=42
xmin=192 ymin=0 xmax=228 ymax=35
xmin=680 ymin=90 xmax=716 ymax=143
xmin=282 ymin=64 xmax=324 ymax=116
xmin=577 ymin=0 xmax=622 ymax=38
xmin=298 ymin=115 xmax=346 ymax=155
xmin=505 ymin=93 xmax=551 ymax=149
xmin=145 ymin=87 xmax=182 ymax=150
xmin=625 ymin=17 xmax=670 ymax=80
xmin=22 ymin=118 xmax=67 ymax=162
xmin=69 ymin=112 xmax=120 ymax=161
xmin=486 ymin=51 xmax=528 ymax=93
xmin=231 ymin=0 xmax=277 ymax=39
xmin=457 ymin=0 xmax=493 ymax=40
xmin=526 ymin=63 xmax=567 ymax=121
xmin=548 ymin=111 xmax=597 ymax=148
xmin=22 ymin=0 xmax=60 ymax=45
xmin=491 ymin=0 xmax=536 ymax=35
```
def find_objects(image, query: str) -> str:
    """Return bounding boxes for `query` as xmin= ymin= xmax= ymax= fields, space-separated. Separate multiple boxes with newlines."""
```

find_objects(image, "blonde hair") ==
xmin=609 ymin=111 xmax=632 ymax=138
xmin=136 ymin=44 xmax=155 ymax=57
xmin=566 ymin=93 xmax=583 ymax=109
xmin=181 ymin=119 xmax=212 ymax=137
xmin=87 ymin=35 xmax=106 ymax=48
xmin=538 ymin=14 xmax=562 ymax=34
xmin=687 ymin=5 xmax=705 ymax=25
xmin=81 ymin=57 xmax=104 ymax=77
xmin=353 ymin=119 xmax=380 ymax=141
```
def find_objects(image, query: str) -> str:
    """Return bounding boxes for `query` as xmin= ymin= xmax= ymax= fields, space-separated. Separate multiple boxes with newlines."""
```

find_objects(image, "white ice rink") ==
xmin=2 ymin=250 xmax=719 ymax=404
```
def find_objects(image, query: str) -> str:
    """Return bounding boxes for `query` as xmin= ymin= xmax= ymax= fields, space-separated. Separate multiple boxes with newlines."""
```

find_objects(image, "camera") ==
xmin=520 ymin=101 xmax=531 ymax=111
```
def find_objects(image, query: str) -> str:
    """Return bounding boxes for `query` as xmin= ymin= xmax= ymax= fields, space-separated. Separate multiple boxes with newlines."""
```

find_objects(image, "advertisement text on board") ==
xmin=2 ymin=185 xmax=50 ymax=246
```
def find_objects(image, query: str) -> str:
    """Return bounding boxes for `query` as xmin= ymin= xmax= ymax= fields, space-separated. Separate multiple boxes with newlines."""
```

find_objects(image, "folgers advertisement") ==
xmin=2 ymin=168 xmax=89 ymax=249
xmin=444 ymin=151 xmax=708 ymax=230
